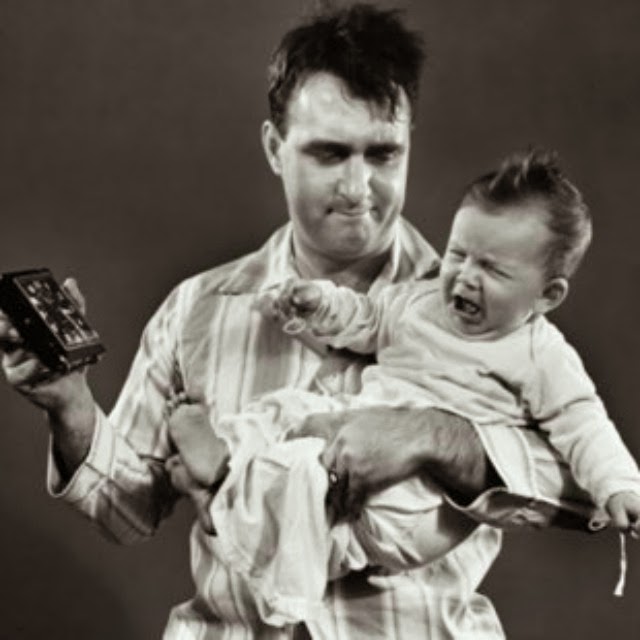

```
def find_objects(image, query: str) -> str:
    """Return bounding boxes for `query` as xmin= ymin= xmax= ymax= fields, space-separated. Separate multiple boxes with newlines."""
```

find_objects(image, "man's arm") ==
xmin=297 ymin=406 xmax=499 ymax=520
xmin=1 ymin=280 xmax=98 ymax=480
xmin=1 ymin=279 xmax=182 ymax=542
xmin=301 ymin=405 xmax=611 ymax=533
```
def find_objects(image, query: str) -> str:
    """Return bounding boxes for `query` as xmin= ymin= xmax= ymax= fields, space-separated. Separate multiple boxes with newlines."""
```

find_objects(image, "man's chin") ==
xmin=334 ymin=228 xmax=396 ymax=258
xmin=328 ymin=239 xmax=381 ymax=263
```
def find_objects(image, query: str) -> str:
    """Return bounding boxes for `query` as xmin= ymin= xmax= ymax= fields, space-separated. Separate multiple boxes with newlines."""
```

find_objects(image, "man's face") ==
xmin=263 ymin=72 xmax=411 ymax=269
xmin=440 ymin=203 xmax=555 ymax=339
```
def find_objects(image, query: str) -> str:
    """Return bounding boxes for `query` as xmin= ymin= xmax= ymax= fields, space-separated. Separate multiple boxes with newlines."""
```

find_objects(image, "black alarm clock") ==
xmin=0 ymin=268 xmax=106 ymax=373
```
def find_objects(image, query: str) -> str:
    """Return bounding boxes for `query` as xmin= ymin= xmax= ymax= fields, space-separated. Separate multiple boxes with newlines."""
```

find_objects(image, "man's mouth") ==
xmin=329 ymin=206 xmax=372 ymax=218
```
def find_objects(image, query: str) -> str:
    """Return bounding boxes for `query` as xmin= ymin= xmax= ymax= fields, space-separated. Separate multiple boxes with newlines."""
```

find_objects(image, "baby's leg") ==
xmin=167 ymin=389 xmax=343 ymax=487
xmin=347 ymin=477 xmax=477 ymax=574
xmin=210 ymin=439 xmax=478 ymax=627
xmin=216 ymin=388 xmax=349 ymax=452
xmin=210 ymin=437 xmax=337 ymax=625
xmin=168 ymin=403 xmax=229 ymax=486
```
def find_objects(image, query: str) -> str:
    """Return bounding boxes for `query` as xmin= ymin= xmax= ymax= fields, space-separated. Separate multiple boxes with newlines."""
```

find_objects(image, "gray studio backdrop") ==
xmin=1 ymin=1 xmax=639 ymax=638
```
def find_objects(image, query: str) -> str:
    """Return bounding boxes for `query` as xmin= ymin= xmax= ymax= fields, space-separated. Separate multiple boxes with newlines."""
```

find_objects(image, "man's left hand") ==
xmin=301 ymin=405 xmax=495 ymax=522
xmin=300 ymin=407 xmax=430 ymax=520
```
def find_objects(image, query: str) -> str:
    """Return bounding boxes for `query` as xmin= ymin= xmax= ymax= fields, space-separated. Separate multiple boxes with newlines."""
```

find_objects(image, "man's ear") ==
xmin=261 ymin=120 xmax=284 ymax=176
xmin=535 ymin=277 xmax=569 ymax=314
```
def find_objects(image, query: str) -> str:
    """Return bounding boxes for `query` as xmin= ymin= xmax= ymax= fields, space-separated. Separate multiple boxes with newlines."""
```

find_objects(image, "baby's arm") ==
xmin=256 ymin=278 xmax=386 ymax=353
xmin=530 ymin=327 xmax=640 ymax=535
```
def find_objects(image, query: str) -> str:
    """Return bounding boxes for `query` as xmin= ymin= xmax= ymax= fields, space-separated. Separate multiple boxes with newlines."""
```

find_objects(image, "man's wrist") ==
xmin=47 ymin=376 xmax=97 ymax=480
xmin=47 ymin=379 xmax=95 ymax=435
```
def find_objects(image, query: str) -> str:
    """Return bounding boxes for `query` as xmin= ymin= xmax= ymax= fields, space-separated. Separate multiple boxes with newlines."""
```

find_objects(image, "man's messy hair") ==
xmin=267 ymin=2 xmax=426 ymax=134
xmin=463 ymin=149 xmax=592 ymax=279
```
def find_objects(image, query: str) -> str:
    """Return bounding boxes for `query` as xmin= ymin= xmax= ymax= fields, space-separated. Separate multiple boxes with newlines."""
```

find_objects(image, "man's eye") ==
xmin=315 ymin=151 xmax=340 ymax=163
xmin=367 ymin=148 xmax=400 ymax=164
xmin=309 ymin=147 xmax=348 ymax=164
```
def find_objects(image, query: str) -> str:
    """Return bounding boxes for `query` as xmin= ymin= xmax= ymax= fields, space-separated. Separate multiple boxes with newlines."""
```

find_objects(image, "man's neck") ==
xmin=293 ymin=246 xmax=392 ymax=293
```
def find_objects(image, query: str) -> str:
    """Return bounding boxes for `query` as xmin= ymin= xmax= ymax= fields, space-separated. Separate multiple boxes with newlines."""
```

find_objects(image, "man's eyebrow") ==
xmin=300 ymin=140 xmax=405 ymax=154
xmin=301 ymin=140 xmax=351 ymax=154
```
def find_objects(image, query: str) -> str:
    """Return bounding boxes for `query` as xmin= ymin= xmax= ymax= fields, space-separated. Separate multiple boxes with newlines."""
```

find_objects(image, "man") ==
xmin=0 ymin=4 xmax=601 ymax=638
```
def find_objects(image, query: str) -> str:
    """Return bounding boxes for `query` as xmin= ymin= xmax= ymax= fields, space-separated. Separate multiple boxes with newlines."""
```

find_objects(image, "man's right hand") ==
xmin=1 ymin=278 xmax=89 ymax=411
xmin=0 ymin=278 xmax=97 ymax=479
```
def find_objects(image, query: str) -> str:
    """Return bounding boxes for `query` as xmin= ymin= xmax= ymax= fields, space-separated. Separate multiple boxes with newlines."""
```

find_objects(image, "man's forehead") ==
xmin=286 ymin=72 xmax=411 ymax=138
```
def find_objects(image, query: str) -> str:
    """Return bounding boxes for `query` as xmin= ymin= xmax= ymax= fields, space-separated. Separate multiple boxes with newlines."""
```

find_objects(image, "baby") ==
xmin=170 ymin=149 xmax=640 ymax=624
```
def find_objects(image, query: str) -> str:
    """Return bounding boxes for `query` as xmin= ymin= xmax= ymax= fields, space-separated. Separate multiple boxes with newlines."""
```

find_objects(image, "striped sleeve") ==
xmin=46 ymin=283 xmax=190 ymax=543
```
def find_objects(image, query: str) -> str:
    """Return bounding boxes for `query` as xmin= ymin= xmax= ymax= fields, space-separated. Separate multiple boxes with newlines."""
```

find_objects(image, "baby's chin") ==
xmin=443 ymin=296 xmax=487 ymax=337
xmin=443 ymin=305 xmax=514 ymax=341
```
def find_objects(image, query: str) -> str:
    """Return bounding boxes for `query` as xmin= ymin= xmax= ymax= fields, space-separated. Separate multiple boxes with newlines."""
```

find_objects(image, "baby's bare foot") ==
xmin=168 ymin=404 xmax=229 ymax=486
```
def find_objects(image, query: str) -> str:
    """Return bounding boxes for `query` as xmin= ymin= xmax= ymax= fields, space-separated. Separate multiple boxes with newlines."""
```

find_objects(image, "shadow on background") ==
xmin=0 ymin=394 xmax=194 ymax=640
xmin=0 ymin=505 xmax=136 ymax=640
xmin=484 ymin=527 xmax=640 ymax=639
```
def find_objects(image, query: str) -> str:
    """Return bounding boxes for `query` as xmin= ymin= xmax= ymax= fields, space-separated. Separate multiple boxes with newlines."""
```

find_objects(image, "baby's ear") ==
xmin=536 ymin=277 xmax=569 ymax=314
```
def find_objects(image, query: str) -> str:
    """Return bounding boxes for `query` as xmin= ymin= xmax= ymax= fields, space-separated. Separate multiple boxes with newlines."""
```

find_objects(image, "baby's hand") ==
xmin=606 ymin=491 xmax=640 ymax=538
xmin=255 ymin=279 xmax=324 ymax=334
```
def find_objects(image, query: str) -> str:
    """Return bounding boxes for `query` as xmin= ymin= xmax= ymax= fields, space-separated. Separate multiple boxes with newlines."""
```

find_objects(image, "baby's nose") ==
xmin=456 ymin=259 xmax=480 ymax=288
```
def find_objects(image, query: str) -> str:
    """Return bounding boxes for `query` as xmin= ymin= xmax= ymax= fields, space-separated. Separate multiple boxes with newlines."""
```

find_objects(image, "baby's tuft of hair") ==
xmin=463 ymin=148 xmax=592 ymax=279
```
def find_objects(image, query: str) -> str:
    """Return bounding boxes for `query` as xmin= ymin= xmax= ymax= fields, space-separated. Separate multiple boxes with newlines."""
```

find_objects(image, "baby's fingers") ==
xmin=253 ymin=286 xmax=282 ymax=319
xmin=627 ymin=509 xmax=640 ymax=539
xmin=607 ymin=492 xmax=640 ymax=536
xmin=289 ymin=281 xmax=323 ymax=315
xmin=607 ymin=497 xmax=630 ymax=531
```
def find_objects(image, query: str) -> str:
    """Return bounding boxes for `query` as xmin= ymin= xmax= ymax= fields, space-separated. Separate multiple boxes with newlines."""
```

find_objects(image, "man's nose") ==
xmin=336 ymin=156 xmax=371 ymax=205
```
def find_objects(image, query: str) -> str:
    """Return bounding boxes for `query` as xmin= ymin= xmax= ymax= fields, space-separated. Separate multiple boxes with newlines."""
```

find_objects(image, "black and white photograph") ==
xmin=1 ymin=1 xmax=639 ymax=638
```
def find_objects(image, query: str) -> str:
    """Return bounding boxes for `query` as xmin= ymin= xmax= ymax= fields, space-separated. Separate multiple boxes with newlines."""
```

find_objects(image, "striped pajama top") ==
xmin=47 ymin=219 xmax=506 ymax=639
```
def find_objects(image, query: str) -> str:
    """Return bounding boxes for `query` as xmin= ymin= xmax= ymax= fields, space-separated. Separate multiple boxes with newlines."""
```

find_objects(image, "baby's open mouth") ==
xmin=453 ymin=295 xmax=481 ymax=316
